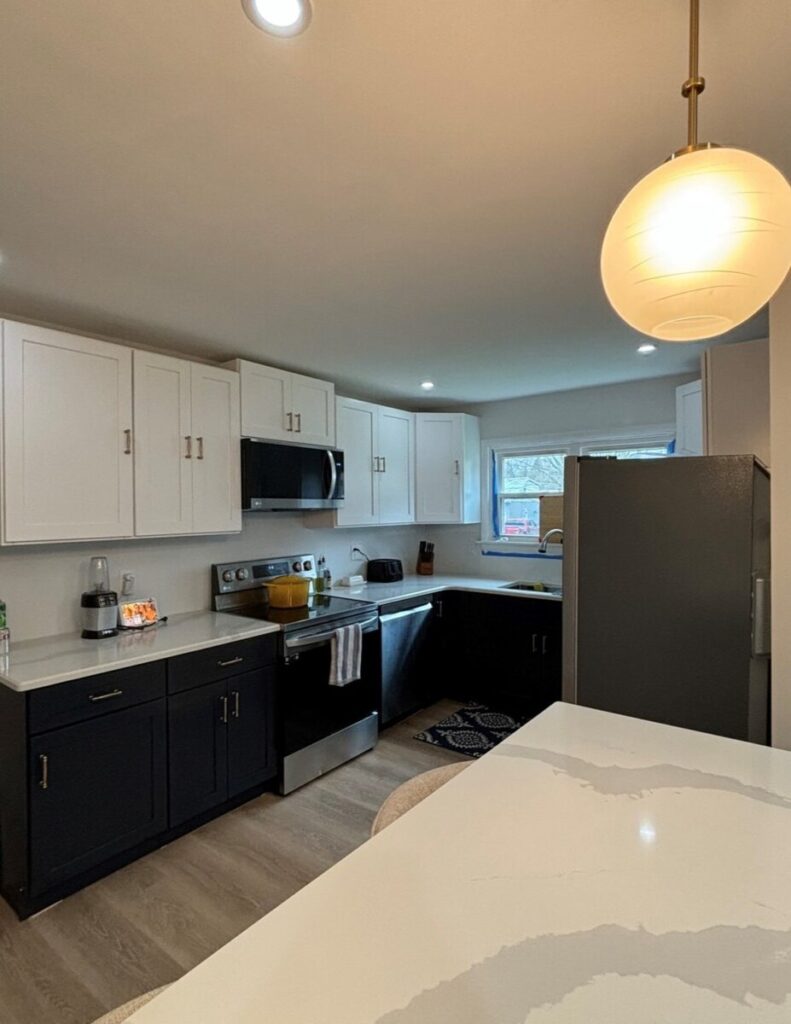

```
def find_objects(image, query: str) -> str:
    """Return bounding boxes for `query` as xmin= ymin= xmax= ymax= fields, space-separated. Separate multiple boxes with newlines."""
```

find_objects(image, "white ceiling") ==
xmin=0 ymin=1 xmax=788 ymax=405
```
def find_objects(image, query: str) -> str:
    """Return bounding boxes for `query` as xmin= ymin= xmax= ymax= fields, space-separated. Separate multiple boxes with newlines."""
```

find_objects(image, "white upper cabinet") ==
xmin=2 ymin=320 xmax=135 ymax=543
xmin=133 ymin=351 xmax=193 ymax=536
xmin=702 ymin=338 xmax=770 ymax=466
xmin=229 ymin=359 xmax=335 ymax=447
xmin=190 ymin=363 xmax=242 ymax=535
xmin=378 ymin=405 xmax=415 ymax=525
xmin=323 ymin=397 xmax=415 ymax=528
xmin=133 ymin=352 xmax=241 ymax=537
xmin=415 ymin=413 xmax=481 ymax=524
xmin=290 ymin=373 xmax=336 ymax=447
xmin=336 ymin=398 xmax=380 ymax=527
xmin=675 ymin=380 xmax=703 ymax=457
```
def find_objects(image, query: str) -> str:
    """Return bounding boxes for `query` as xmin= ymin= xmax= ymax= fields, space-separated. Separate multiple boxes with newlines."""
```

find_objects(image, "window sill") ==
xmin=477 ymin=538 xmax=564 ymax=559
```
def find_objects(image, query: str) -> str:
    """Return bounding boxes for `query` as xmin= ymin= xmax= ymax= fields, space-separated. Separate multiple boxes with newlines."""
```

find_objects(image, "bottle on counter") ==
xmin=323 ymin=561 xmax=333 ymax=590
xmin=0 ymin=599 xmax=9 ymax=655
xmin=314 ymin=557 xmax=326 ymax=594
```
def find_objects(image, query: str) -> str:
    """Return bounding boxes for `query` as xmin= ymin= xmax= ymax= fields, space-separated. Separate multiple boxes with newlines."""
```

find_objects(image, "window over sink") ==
xmin=487 ymin=430 xmax=673 ymax=548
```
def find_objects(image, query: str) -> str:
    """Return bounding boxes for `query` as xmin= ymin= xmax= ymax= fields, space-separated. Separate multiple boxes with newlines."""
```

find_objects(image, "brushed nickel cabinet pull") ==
xmin=286 ymin=412 xmax=293 ymax=432
xmin=454 ymin=459 xmax=460 ymax=476
xmin=123 ymin=429 xmax=133 ymax=455
xmin=88 ymin=688 xmax=123 ymax=703
xmin=381 ymin=456 xmax=387 ymax=472
xmin=218 ymin=656 xmax=244 ymax=668
xmin=373 ymin=456 xmax=380 ymax=473
xmin=39 ymin=754 xmax=49 ymax=790
xmin=220 ymin=695 xmax=229 ymax=724
xmin=232 ymin=691 xmax=240 ymax=719
xmin=295 ymin=412 xmax=302 ymax=433
xmin=531 ymin=634 xmax=538 ymax=655
xmin=185 ymin=435 xmax=193 ymax=459
xmin=196 ymin=436 xmax=204 ymax=460
xmin=542 ymin=635 xmax=548 ymax=656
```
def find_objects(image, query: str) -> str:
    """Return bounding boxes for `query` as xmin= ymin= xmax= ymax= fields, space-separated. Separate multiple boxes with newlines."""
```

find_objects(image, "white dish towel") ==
xmin=329 ymin=623 xmax=363 ymax=686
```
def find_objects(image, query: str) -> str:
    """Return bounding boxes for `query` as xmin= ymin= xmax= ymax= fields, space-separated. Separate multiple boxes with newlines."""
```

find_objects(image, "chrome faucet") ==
xmin=537 ymin=528 xmax=564 ymax=553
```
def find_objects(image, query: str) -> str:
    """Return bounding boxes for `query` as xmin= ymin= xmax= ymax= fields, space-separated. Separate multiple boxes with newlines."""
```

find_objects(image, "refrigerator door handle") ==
xmin=752 ymin=575 xmax=771 ymax=657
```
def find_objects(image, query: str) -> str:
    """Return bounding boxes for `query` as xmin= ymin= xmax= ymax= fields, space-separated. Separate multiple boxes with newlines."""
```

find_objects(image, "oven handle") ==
xmin=284 ymin=616 xmax=379 ymax=651
xmin=325 ymin=450 xmax=339 ymax=501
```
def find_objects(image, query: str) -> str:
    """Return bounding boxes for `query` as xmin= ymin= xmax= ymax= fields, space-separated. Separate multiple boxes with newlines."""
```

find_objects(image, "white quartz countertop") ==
xmin=130 ymin=701 xmax=791 ymax=1023
xmin=328 ymin=573 xmax=562 ymax=606
xmin=0 ymin=612 xmax=280 ymax=692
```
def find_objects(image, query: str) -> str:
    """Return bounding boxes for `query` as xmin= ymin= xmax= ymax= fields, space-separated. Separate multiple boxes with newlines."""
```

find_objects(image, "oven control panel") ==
xmin=212 ymin=554 xmax=317 ymax=595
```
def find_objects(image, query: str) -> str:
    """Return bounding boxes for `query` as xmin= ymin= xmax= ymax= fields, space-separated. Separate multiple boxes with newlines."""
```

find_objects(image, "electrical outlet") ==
xmin=350 ymin=546 xmax=366 ymax=563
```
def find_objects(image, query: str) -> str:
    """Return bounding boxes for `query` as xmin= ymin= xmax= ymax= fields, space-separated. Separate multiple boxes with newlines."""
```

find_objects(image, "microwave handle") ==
xmin=325 ymin=450 xmax=338 ymax=500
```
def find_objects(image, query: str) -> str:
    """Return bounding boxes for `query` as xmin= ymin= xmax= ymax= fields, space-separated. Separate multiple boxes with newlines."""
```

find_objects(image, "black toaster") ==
xmin=367 ymin=558 xmax=404 ymax=583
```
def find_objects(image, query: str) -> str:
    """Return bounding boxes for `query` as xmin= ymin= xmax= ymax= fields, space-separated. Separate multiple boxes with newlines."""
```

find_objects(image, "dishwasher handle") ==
xmin=379 ymin=603 xmax=433 ymax=624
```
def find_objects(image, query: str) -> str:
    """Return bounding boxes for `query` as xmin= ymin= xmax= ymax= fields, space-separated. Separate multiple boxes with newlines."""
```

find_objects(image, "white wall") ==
xmin=428 ymin=373 xmax=693 ymax=582
xmin=466 ymin=372 xmax=696 ymax=441
xmin=0 ymin=518 xmax=421 ymax=641
xmin=770 ymin=279 xmax=791 ymax=748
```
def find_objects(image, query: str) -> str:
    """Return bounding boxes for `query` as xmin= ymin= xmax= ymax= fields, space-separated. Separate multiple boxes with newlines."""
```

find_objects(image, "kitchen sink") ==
xmin=501 ymin=582 xmax=563 ymax=596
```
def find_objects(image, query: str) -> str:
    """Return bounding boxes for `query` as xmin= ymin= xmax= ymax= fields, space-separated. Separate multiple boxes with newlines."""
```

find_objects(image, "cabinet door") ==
xmin=133 ymin=351 xmax=193 ymax=535
xmin=29 ymin=701 xmax=166 ymax=893
xmin=336 ymin=398 xmax=379 ymax=526
xmin=537 ymin=602 xmax=563 ymax=702
xmin=415 ymin=414 xmax=462 ymax=523
xmin=168 ymin=680 xmax=229 ymax=828
xmin=235 ymin=360 xmax=293 ymax=441
xmin=190 ymin=364 xmax=242 ymax=534
xmin=227 ymin=668 xmax=277 ymax=798
xmin=675 ymin=380 xmax=703 ymax=457
xmin=2 ymin=321 xmax=134 ymax=542
xmin=378 ymin=406 xmax=415 ymax=524
xmin=291 ymin=372 xmax=336 ymax=447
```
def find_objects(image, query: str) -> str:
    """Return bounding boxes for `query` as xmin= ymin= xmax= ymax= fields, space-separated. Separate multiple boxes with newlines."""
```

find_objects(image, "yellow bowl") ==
xmin=263 ymin=575 xmax=311 ymax=608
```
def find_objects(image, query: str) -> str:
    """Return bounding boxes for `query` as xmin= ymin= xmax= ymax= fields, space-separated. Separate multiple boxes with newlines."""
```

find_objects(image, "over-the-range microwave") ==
xmin=241 ymin=439 xmax=344 ymax=511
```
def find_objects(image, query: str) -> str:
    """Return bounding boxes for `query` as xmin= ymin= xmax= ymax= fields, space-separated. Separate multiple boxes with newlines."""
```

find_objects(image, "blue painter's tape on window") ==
xmin=481 ymin=549 xmax=563 ymax=560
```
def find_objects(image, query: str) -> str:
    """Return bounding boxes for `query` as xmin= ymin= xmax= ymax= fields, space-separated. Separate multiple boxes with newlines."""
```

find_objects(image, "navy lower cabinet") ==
xmin=0 ymin=634 xmax=278 ymax=920
xmin=29 ymin=701 xmax=167 ymax=894
xmin=168 ymin=668 xmax=276 ymax=828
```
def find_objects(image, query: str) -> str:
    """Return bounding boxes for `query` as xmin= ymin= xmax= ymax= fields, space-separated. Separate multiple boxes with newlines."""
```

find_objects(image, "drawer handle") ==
xmin=185 ymin=435 xmax=193 ymax=459
xmin=39 ymin=754 xmax=49 ymax=790
xmin=196 ymin=436 xmax=204 ymax=461
xmin=88 ymin=688 xmax=124 ymax=702
xmin=531 ymin=634 xmax=538 ymax=655
xmin=295 ymin=412 xmax=302 ymax=433
xmin=220 ymin=695 xmax=229 ymax=724
xmin=124 ymin=428 xmax=133 ymax=455
xmin=218 ymin=656 xmax=244 ymax=668
xmin=286 ymin=412 xmax=293 ymax=432
xmin=542 ymin=635 xmax=547 ymax=656
xmin=231 ymin=690 xmax=240 ymax=719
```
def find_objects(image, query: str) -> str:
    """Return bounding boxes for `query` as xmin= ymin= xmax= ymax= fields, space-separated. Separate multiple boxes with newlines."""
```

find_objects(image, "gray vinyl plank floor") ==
xmin=0 ymin=700 xmax=465 ymax=1024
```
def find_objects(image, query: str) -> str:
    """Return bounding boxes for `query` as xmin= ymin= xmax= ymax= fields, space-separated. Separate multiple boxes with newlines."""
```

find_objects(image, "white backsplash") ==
xmin=0 ymin=516 xmax=424 ymax=641
xmin=422 ymin=524 xmax=563 ymax=585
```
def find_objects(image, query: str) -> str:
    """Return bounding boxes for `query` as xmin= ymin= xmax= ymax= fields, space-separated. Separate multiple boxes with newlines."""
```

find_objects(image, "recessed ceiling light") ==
xmin=637 ymin=343 xmax=657 ymax=355
xmin=242 ymin=0 xmax=312 ymax=36
xmin=420 ymin=381 xmax=435 ymax=391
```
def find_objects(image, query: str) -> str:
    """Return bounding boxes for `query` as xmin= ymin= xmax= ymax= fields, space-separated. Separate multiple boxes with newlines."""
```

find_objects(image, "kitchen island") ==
xmin=128 ymin=701 xmax=791 ymax=1022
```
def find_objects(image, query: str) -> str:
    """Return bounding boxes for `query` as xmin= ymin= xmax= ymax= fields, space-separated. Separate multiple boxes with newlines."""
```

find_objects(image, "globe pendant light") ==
xmin=601 ymin=0 xmax=791 ymax=342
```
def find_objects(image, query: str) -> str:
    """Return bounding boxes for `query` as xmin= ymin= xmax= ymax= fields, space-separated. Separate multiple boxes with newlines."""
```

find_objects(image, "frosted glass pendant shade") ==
xmin=601 ymin=147 xmax=791 ymax=341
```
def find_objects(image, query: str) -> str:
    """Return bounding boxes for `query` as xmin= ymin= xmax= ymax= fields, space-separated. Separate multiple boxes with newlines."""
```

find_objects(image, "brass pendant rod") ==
xmin=681 ymin=0 xmax=705 ymax=148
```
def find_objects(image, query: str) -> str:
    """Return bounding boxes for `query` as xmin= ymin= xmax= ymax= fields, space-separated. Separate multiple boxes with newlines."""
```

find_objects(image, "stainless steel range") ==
xmin=212 ymin=554 xmax=380 ymax=794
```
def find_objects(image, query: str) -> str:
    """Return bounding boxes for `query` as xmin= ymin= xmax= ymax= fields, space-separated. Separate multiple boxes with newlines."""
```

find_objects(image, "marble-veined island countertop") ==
xmin=129 ymin=701 xmax=791 ymax=1023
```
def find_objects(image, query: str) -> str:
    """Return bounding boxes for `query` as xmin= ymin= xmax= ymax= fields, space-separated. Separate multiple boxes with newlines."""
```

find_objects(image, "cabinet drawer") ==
xmin=28 ymin=662 xmax=167 ymax=735
xmin=167 ymin=634 xmax=278 ymax=694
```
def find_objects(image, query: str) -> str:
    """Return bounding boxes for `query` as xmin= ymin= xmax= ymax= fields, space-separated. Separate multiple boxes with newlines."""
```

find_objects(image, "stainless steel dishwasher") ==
xmin=379 ymin=600 xmax=434 ymax=727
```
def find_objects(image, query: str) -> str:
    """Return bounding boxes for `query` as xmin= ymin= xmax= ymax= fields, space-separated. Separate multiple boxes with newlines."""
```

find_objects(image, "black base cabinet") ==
xmin=0 ymin=634 xmax=278 ymax=920
xmin=431 ymin=592 xmax=562 ymax=715
xmin=29 ymin=701 xmax=167 ymax=894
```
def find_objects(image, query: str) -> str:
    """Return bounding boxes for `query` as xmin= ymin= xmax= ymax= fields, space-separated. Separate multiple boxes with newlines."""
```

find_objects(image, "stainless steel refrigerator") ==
xmin=562 ymin=454 xmax=770 ymax=743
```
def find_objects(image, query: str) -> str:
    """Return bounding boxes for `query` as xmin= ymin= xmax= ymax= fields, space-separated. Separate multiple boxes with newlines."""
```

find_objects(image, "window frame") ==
xmin=481 ymin=423 xmax=675 ymax=550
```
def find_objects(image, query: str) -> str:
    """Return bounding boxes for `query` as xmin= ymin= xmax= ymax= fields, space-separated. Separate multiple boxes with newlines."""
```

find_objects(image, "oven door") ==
xmin=279 ymin=620 xmax=379 ymax=793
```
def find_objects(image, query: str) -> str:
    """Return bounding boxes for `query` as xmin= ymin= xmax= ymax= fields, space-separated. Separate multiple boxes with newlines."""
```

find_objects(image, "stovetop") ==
xmin=223 ymin=593 xmax=378 ymax=632
xmin=211 ymin=554 xmax=377 ymax=633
